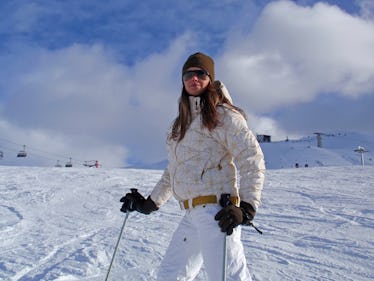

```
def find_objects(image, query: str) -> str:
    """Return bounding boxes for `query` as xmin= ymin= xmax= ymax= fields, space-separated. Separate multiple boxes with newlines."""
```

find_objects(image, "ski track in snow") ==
xmin=0 ymin=166 xmax=373 ymax=281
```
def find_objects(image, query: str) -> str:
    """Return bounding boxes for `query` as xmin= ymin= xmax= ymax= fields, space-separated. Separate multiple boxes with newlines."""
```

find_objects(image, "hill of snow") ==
xmin=126 ymin=132 xmax=374 ymax=170
xmin=261 ymin=132 xmax=374 ymax=169
xmin=1 ymin=165 xmax=373 ymax=280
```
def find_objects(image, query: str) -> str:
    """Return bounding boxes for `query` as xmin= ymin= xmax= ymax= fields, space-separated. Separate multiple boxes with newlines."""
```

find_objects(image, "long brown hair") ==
xmin=169 ymin=81 xmax=246 ymax=142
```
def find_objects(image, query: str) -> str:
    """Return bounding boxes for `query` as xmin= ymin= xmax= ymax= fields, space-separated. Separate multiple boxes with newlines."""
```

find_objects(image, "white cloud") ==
xmin=2 ymin=0 xmax=374 ymax=167
xmin=0 ymin=119 xmax=127 ymax=167
xmin=246 ymin=113 xmax=301 ymax=141
xmin=356 ymin=0 xmax=374 ymax=19
xmin=218 ymin=0 xmax=374 ymax=112
xmin=0 ymin=34 xmax=196 ymax=167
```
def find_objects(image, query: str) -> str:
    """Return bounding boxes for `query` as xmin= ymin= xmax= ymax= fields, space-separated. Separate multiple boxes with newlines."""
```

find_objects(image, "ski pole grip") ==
xmin=128 ymin=188 xmax=139 ymax=210
xmin=220 ymin=193 xmax=232 ymax=207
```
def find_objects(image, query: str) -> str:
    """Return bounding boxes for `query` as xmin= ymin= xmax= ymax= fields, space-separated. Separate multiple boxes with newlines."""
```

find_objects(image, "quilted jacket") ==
xmin=150 ymin=96 xmax=265 ymax=210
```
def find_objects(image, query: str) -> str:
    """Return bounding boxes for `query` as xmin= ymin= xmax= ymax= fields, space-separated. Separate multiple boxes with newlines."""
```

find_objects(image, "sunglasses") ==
xmin=182 ymin=69 xmax=210 ymax=81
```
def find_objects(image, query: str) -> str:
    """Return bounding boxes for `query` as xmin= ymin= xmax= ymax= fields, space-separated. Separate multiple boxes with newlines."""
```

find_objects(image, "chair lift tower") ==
xmin=17 ymin=145 xmax=27 ymax=157
xmin=314 ymin=132 xmax=324 ymax=148
xmin=65 ymin=157 xmax=73 ymax=168
xmin=354 ymin=146 xmax=369 ymax=167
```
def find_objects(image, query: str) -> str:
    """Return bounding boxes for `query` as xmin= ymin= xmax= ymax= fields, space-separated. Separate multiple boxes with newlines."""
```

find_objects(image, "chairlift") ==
xmin=17 ymin=145 xmax=27 ymax=157
xmin=65 ymin=158 xmax=73 ymax=168
xmin=83 ymin=160 xmax=99 ymax=168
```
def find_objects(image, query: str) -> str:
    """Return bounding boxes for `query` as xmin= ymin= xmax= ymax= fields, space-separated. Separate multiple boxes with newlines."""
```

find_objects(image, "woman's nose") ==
xmin=191 ymin=75 xmax=198 ymax=81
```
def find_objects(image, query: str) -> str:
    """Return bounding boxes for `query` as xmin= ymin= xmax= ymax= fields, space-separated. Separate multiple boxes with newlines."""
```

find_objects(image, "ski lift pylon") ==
xmin=65 ymin=157 xmax=73 ymax=167
xmin=17 ymin=145 xmax=27 ymax=157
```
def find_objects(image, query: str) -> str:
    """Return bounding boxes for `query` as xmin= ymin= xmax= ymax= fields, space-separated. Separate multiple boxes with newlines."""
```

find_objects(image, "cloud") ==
xmin=246 ymin=113 xmax=301 ymax=141
xmin=272 ymin=92 xmax=374 ymax=136
xmin=218 ymin=0 xmax=374 ymax=113
xmin=0 ymin=34 xmax=196 ymax=167
xmin=1 ymin=0 xmax=373 ymax=167
xmin=0 ymin=119 xmax=127 ymax=167
xmin=356 ymin=0 xmax=374 ymax=19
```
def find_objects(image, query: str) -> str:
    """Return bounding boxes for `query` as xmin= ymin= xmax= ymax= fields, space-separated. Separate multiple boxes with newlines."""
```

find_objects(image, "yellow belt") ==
xmin=180 ymin=195 xmax=239 ymax=210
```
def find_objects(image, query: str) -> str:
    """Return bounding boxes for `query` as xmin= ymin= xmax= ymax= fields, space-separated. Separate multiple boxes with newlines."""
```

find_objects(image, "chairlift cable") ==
xmin=0 ymin=136 xmax=87 ymax=164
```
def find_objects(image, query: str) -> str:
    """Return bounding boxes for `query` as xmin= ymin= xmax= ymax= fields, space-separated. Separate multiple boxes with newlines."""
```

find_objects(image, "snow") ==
xmin=1 ymin=165 xmax=373 ymax=281
xmin=260 ymin=132 xmax=374 ymax=169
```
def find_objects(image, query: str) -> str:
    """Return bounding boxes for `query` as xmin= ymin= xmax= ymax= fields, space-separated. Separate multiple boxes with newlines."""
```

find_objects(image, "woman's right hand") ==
xmin=120 ymin=189 xmax=158 ymax=215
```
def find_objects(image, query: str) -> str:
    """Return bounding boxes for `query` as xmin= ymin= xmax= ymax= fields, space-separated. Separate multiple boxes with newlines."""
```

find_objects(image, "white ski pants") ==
xmin=156 ymin=204 xmax=252 ymax=281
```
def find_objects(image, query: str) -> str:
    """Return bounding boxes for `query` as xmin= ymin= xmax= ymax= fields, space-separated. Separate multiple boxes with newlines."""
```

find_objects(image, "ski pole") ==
xmin=104 ymin=212 xmax=130 ymax=281
xmin=222 ymin=234 xmax=227 ymax=281
xmin=220 ymin=194 xmax=232 ymax=281
xmin=105 ymin=188 xmax=138 ymax=280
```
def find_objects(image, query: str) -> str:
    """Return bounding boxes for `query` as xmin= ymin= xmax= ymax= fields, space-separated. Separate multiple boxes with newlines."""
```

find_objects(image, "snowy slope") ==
xmin=1 ymin=165 xmax=373 ymax=281
xmin=260 ymin=132 xmax=374 ymax=169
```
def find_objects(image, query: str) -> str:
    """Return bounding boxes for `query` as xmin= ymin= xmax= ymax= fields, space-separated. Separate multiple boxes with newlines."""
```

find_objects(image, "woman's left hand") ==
xmin=214 ymin=205 xmax=243 ymax=235
xmin=215 ymin=201 xmax=256 ymax=235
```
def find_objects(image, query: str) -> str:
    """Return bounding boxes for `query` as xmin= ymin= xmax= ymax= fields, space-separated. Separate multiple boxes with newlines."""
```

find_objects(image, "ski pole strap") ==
xmin=220 ymin=193 xmax=263 ymax=235
xmin=249 ymin=222 xmax=263 ymax=235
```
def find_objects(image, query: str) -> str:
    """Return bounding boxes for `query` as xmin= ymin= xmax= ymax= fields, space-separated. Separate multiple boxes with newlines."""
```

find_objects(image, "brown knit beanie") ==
xmin=182 ymin=52 xmax=215 ymax=81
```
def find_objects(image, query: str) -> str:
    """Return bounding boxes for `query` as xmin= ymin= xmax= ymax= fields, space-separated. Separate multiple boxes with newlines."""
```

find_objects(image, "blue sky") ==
xmin=0 ymin=0 xmax=373 ymax=167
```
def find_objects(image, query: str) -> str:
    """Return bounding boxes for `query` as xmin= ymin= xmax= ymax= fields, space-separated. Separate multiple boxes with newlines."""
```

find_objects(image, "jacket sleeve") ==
xmin=215 ymin=108 xmax=266 ymax=210
xmin=150 ymin=168 xmax=173 ymax=207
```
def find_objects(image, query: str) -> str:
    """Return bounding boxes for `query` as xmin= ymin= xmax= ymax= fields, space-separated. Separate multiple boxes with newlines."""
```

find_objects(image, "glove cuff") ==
xmin=138 ymin=196 xmax=159 ymax=214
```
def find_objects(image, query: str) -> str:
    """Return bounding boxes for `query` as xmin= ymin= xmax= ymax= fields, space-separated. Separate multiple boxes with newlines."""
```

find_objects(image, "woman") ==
xmin=120 ymin=52 xmax=265 ymax=281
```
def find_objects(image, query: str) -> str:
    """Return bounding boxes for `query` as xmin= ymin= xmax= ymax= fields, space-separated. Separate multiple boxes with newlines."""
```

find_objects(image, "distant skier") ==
xmin=120 ymin=52 xmax=265 ymax=280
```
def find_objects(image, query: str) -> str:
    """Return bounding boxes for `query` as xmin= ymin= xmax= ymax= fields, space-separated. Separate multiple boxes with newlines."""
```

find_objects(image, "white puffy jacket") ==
xmin=150 ymin=96 xmax=265 ymax=210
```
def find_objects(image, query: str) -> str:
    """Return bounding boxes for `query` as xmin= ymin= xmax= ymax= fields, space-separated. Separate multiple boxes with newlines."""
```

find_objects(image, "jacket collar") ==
xmin=189 ymin=95 xmax=201 ymax=121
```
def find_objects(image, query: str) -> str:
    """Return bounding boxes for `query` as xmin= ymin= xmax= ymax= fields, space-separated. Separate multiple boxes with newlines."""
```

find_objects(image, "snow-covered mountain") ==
xmin=128 ymin=132 xmax=374 ymax=170
xmin=1 ymin=131 xmax=373 ymax=280
xmin=0 ymin=165 xmax=373 ymax=280
xmin=261 ymin=132 xmax=374 ymax=169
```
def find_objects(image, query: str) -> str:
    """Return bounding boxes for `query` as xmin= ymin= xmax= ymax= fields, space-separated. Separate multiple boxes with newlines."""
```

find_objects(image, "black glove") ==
xmin=240 ymin=201 xmax=256 ymax=225
xmin=120 ymin=188 xmax=158 ymax=215
xmin=214 ymin=201 xmax=256 ymax=235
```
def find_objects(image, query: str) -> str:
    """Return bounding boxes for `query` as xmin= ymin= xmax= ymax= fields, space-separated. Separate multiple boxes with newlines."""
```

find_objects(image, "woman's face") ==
xmin=183 ymin=67 xmax=210 ymax=96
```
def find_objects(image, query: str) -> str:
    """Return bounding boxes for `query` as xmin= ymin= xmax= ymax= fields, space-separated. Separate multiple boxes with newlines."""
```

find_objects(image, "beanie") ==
xmin=182 ymin=52 xmax=215 ymax=81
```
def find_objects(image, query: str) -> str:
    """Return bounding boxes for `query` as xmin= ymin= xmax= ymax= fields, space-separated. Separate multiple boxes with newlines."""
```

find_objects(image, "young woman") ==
xmin=120 ymin=52 xmax=265 ymax=281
